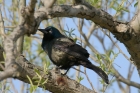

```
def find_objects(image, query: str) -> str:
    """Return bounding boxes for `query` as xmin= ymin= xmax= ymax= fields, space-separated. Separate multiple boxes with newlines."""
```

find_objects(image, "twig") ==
xmin=72 ymin=67 xmax=97 ymax=93
xmin=72 ymin=67 xmax=85 ymax=74
xmin=112 ymin=66 xmax=140 ymax=89
xmin=103 ymin=75 xmax=115 ymax=93
xmin=101 ymin=29 xmax=133 ymax=64
xmin=84 ymin=68 xmax=97 ymax=93
xmin=17 ymin=0 xmax=26 ymax=54
xmin=0 ymin=7 xmax=6 ymax=40
xmin=9 ymin=79 xmax=18 ymax=93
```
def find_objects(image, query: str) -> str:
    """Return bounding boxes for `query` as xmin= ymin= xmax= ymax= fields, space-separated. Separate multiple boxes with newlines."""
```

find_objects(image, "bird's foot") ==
xmin=57 ymin=66 xmax=70 ymax=76
xmin=61 ymin=71 xmax=68 ymax=76
xmin=61 ymin=68 xmax=70 ymax=76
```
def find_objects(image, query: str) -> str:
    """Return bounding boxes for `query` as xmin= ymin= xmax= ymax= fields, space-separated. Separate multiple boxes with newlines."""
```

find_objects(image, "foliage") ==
xmin=27 ymin=62 xmax=49 ymax=93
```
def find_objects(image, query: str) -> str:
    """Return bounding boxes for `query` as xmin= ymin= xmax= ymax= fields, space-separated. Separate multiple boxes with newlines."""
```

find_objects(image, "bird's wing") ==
xmin=53 ymin=38 xmax=89 ymax=60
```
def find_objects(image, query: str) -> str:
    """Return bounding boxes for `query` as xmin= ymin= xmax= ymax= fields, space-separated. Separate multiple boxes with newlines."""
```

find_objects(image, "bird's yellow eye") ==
xmin=49 ymin=30 xmax=52 ymax=33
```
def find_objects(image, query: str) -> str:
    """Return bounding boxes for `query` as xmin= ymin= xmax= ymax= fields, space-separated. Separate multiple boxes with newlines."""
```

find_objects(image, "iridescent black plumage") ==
xmin=38 ymin=26 xmax=109 ymax=84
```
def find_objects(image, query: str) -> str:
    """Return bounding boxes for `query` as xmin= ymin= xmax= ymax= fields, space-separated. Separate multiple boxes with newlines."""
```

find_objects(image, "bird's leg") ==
xmin=57 ymin=65 xmax=70 ymax=75
xmin=58 ymin=65 xmax=62 ymax=69
xmin=60 ymin=68 xmax=70 ymax=75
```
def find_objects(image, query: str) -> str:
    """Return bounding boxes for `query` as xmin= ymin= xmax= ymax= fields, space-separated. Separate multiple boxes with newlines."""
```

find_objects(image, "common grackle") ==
xmin=38 ymin=26 xmax=109 ymax=84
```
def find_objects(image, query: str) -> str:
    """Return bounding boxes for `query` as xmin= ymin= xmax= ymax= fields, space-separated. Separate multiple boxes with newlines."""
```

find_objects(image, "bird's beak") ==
xmin=38 ymin=29 xmax=46 ymax=33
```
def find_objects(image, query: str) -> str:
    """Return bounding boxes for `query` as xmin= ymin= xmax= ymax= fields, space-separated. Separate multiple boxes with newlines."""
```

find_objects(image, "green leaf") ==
xmin=97 ymin=54 xmax=101 ymax=60
xmin=77 ymin=76 xmax=84 ymax=83
xmin=122 ymin=8 xmax=129 ymax=12
xmin=27 ymin=75 xmax=33 ymax=86
xmin=42 ymin=79 xmax=48 ymax=85
xmin=34 ymin=69 xmax=40 ymax=75
xmin=134 ymin=2 xmax=138 ymax=7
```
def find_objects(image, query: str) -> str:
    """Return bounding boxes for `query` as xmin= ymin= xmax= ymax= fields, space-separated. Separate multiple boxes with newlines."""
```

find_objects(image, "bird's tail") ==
xmin=79 ymin=61 xmax=109 ymax=84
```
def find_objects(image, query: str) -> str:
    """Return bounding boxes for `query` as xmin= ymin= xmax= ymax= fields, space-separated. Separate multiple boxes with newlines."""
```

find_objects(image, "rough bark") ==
xmin=16 ymin=55 xmax=95 ymax=93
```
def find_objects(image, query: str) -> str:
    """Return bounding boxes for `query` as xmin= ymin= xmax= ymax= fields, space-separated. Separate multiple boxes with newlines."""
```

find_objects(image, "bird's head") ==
xmin=38 ymin=26 xmax=63 ymax=40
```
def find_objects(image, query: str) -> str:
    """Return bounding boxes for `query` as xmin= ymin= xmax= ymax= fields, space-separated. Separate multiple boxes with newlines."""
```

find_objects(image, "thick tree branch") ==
xmin=0 ymin=55 xmax=95 ymax=93
xmin=37 ymin=5 xmax=123 ymax=33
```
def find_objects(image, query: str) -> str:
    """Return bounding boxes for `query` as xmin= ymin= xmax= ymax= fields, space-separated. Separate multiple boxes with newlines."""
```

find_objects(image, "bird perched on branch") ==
xmin=38 ymin=26 xmax=109 ymax=84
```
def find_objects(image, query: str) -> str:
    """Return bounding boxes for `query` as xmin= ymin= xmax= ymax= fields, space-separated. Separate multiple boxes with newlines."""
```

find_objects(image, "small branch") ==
xmin=0 ymin=45 xmax=4 ymax=71
xmin=78 ymin=28 xmax=98 ymax=54
xmin=4 ymin=26 xmax=16 ymax=28
xmin=127 ymin=63 xmax=134 ymax=80
xmin=130 ymin=10 xmax=140 ymax=34
xmin=112 ymin=66 xmax=140 ymax=89
xmin=116 ymin=81 xmax=125 ymax=93
xmin=0 ymin=70 xmax=20 ymax=83
xmin=138 ymin=0 xmax=140 ymax=11
xmin=0 ymin=45 xmax=4 ymax=62
xmin=102 ymin=29 xmax=133 ymax=64
xmin=28 ymin=0 xmax=37 ymax=13
xmin=9 ymin=79 xmax=18 ymax=93
xmin=17 ymin=0 xmax=26 ymax=54
xmin=84 ymin=68 xmax=97 ymax=93
xmin=4 ymin=26 xmax=26 ymax=67
xmin=0 ymin=8 xmax=6 ymax=40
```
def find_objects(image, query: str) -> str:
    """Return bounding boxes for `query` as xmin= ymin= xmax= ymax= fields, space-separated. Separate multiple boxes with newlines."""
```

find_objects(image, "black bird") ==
xmin=38 ymin=26 xmax=109 ymax=84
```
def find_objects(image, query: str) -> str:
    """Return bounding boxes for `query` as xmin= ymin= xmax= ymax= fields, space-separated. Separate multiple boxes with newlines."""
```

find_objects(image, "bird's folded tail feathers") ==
xmin=79 ymin=61 xmax=109 ymax=84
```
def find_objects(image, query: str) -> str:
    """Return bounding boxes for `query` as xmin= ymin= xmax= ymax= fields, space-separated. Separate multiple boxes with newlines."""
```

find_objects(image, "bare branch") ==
xmin=37 ymin=5 xmax=122 ymax=33
xmin=4 ymin=26 xmax=26 ymax=68
xmin=78 ymin=25 xmax=98 ymax=54
xmin=0 ymin=8 xmax=6 ymax=40
xmin=17 ymin=0 xmax=26 ymax=54
xmin=84 ymin=68 xmax=97 ymax=93
xmin=112 ymin=67 xmax=140 ymax=89
xmin=138 ymin=0 xmax=140 ymax=11
xmin=9 ymin=79 xmax=18 ymax=93
xmin=117 ymin=81 xmax=125 ymax=93
xmin=28 ymin=0 xmax=37 ymax=13
xmin=0 ymin=45 xmax=4 ymax=62
xmin=0 ymin=63 xmax=20 ymax=80
xmin=130 ymin=11 xmax=140 ymax=34
xmin=130 ymin=1 xmax=140 ymax=34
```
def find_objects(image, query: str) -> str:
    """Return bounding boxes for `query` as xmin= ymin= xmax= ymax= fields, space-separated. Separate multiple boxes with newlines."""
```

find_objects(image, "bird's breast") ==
xmin=50 ymin=47 xmax=68 ymax=66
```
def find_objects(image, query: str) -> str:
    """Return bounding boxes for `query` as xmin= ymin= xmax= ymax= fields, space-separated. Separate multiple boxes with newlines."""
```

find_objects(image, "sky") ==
xmin=1 ymin=0 xmax=140 ymax=93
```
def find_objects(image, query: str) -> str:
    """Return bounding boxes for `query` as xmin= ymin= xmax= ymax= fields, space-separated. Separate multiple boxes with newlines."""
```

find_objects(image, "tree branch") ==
xmin=0 ymin=8 xmax=6 ymax=40
xmin=37 ymin=5 xmax=124 ymax=33
xmin=0 ymin=55 xmax=95 ymax=93
xmin=17 ymin=0 xmax=26 ymax=54
xmin=112 ymin=66 xmax=140 ymax=89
